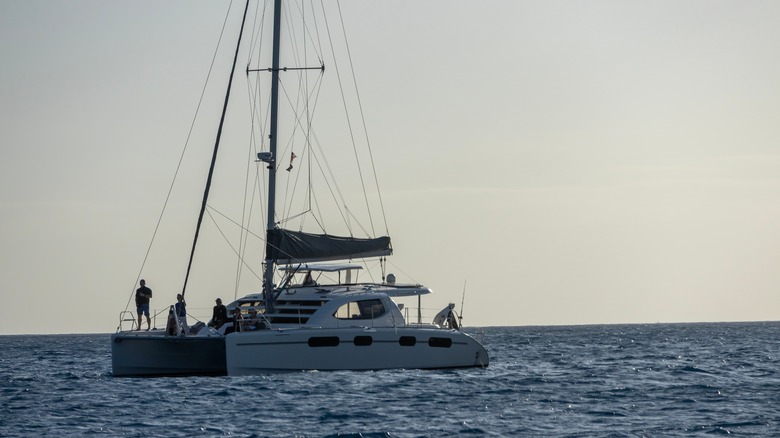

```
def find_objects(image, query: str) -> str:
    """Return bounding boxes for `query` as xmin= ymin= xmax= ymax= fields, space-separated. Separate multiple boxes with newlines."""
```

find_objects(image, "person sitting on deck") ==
xmin=208 ymin=298 xmax=228 ymax=329
xmin=244 ymin=308 xmax=267 ymax=331
xmin=224 ymin=307 xmax=243 ymax=335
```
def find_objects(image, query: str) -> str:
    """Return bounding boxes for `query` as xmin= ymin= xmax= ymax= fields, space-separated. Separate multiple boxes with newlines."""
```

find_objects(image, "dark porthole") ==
xmin=353 ymin=336 xmax=373 ymax=346
xmin=428 ymin=337 xmax=452 ymax=348
xmin=399 ymin=336 xmax=416 ymax=346
xmin=308 ymin=336 xmax=340 ymax=347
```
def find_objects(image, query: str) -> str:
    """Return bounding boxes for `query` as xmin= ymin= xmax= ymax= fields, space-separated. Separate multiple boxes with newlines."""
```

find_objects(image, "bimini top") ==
xmin=279 ymin=263 xmax=363 ymax=272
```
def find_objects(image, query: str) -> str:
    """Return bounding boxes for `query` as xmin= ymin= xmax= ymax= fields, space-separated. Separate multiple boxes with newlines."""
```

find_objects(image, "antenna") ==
xmin=459 ymin=280 xmax=467 ymax=325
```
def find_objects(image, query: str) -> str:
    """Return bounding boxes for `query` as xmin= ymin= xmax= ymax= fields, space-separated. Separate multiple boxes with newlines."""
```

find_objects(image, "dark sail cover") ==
xmin=266 ymin=228 xmax=392 ymax=264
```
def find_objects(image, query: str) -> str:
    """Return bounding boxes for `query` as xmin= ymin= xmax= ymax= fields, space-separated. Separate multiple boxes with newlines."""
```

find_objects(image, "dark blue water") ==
xmin=1 ymin=323 xmax=779 ymax=436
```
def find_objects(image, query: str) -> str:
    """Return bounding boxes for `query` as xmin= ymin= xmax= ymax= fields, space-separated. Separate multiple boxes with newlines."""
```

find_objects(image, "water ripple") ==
xmin=2 ymin=325 xmax=780 ymax=436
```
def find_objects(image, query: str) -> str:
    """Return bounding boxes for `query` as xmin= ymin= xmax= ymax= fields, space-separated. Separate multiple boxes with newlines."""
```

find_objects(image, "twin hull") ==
xmin=226 ymin=327 xmax=489 ymax=375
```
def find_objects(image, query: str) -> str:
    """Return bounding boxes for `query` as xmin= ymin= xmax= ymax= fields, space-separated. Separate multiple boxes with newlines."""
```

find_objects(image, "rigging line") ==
xmin=264 ymin=49 xmax=344 ymax=231
xmin=283 ymin=78 xmax=315 ymax=221
xmin=305 ymin=124 xmax=376 ymax=237
xmin=245 ymin=77 xmax=263 ymax=237
xmin=288 ymin=1 xmax=304 ymax=70
xmin=181 ymin=0 xmax=251 ymax=299
xmin=207 ymin=205 xmax=311 ymax=268
xmin=237 ymin=33 xmax=276 ymax=298
xmin=385 ymin=258 xmax=420 ymax=287
xmin=291 ymin=0 xmax=325 ymax=63
xmin=246 ymin=73 xmax=273 ymax=225
xmin=354 ymin=258 xmax=381 ymax=283
xmin=306 ymin=25 xmax=344 ymax=200
xmin=245 ymin=3 xmax=271 ymax=230
xmin=256 ymin=84 xmax=273 ymax=225
xmin=207 ymin=204 xmax=265 ymax=242
xmin=285 ymin=1 xmax=324 ymax=72
xmin=245 ymin=72 xmax=266 ymax=223
xmin=124 ymin=0 xmax=236 ymax=311
xmin=207 ymin=200 xmax=304 ymax=290
xmin=248 ymin=0 xmax=270 ymax=68
xmin=300 ymin=0 xmax=314 ymax=220
xmin=306 ymin=83 xmax=314 ymax=223
xmin=314 ymin=1 xmax=327 ymax=62
xmin=345 ymin=205 xmax=372 ymax=238
xmin=275 ymin=72 xmax=326 ymax=223
xmin=235 ymin=85 xmax=260 ymax=301
xmin=337 ymin=0 xmax=390 ymax=237
xmin=246 ymin=0 xmax=260 ymax=66
xmin=240 ymin=88 xmax=265 ymax=259
xmin=460 ymin=280 xmax=467 ymax=321
xmin=292 ymin=74 xmax=357 ymax=233
xmin=249 ymin=4 xmax=353 ymax=236
xmin=277 ymin=79 xmax=304 ymax=222
xmin=322 ymin=2 xmax=376 ymax=237
xmin=276 ymin=208 xmax=313 ymax=226
xmin=306 ymin=127 xmax=353 ymax=233
xmin=245 ymin=0 xmax=268 ymax=171
xmin=239 ymin=164 xmax=263 ymax=270
xmin=204 ymin=209 xmax=264 ymax=287
xmin=301 ymin=5 xmax=325 ymax=233
xmin=309 ymin=184 xmax=328 ymax=233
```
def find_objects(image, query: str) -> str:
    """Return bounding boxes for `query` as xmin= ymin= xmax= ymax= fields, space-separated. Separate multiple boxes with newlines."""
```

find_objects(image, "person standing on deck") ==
xmin=135 ymin=279 xmax=153 ymax=331
xmin=175 ymin=293 xmax=188 ymax=335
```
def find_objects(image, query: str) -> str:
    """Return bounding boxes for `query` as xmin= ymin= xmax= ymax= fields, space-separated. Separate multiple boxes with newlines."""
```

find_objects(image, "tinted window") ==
xmin=428 ymin=337 xmax=452 ymax=348
xmin=399 ymin=336 xmax=416 ymax=346
xmin=353 ymin=336 xmax=373 ymax=346
xmin=334 ymin=299 xmax=386 ymax=320
xmin=308 ymin=336 xmax=340 ymax=347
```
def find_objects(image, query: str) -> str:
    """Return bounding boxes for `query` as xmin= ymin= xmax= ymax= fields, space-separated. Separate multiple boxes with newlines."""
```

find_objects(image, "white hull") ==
xmin=225 ymin=327 xmax=489 ymax=375
xmin=112 ymin=1 xmax=490 ymax=379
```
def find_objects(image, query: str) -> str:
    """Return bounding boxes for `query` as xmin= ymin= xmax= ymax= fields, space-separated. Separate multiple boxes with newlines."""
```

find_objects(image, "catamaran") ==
xmin=111 ymin=0 xmax=488 ymax=377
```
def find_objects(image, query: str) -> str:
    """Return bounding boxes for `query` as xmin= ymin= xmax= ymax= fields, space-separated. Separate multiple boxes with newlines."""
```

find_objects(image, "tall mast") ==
xmin=263 ymin=0 xmax=283 ymax=311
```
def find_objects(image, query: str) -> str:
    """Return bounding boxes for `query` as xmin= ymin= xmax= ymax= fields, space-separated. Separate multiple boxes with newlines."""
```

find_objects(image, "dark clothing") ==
xmin=210 ymin=304 xmax=228 ymax=328
xmin=232 ymin=312 xmax=243 ymax=333
xmin=135 ymin=286 xmax=152 ymax=306
xmin=175 ymin=300 xmax=186 ymax=318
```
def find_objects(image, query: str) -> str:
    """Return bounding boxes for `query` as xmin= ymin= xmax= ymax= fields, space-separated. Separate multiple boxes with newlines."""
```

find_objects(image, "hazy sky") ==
xmin=2 ymin=0 xmax=780 ymax=335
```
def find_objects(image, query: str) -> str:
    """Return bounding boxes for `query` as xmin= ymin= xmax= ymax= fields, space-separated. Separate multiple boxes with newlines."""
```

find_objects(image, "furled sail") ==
xmin=266 ymin=228 xmax=392 ymax=264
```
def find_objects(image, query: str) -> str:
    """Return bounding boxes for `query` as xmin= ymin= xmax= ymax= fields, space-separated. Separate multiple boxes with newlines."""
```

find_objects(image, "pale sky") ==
xmin=2 ymin=1 xmax=780 ymax=335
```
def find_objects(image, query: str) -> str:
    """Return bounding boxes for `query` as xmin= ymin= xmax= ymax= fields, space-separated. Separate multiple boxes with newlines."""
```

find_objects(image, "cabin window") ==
xmin=333 ymin=299 xmax=386 ymax=320
xmin=428 ymin=337 xmax=452 ymax=348
xmin=353 ymin=336 xmax=373 ymax=346
xmin=399 ymin=336 xmax=416 ymax=347
xmin=308 ymin=336 xmax=340 ymax=347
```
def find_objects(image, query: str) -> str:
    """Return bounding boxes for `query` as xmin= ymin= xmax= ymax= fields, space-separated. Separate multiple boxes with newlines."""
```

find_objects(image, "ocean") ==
xmin=1 ymin=323 xmax=778 ymax=437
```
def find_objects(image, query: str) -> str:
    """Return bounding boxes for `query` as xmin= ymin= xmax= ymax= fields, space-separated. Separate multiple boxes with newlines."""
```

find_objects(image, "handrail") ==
xmin=117 ymin=310 xmax=136 ymax=332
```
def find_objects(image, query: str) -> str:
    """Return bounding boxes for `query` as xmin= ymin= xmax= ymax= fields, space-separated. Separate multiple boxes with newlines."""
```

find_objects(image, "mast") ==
xmin=181 ymin=0 xmax=250 ymax=298
xmin=263 ymin=0 xmax=283 ymax=311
